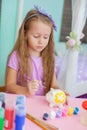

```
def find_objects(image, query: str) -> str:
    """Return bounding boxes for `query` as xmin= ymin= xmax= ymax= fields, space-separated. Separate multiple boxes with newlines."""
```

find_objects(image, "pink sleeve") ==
xmin=7 ymin=51 xmax=19 ymax=71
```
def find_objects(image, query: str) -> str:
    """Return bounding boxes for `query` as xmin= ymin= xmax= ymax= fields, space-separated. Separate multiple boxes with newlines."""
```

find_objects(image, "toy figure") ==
xmin=46 ymin=88 xmax=66 ymax=108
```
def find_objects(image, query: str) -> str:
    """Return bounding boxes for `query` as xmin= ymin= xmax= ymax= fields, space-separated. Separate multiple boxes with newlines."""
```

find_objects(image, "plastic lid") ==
xmin=0 ymin=101 xmax=2 ymax=108
xmin=0 ymin=92 xmax=5 ymax=101
xmin=16 ymin=95 xmax=26 ymax=105
xmin=16 ymin=104 xmax=26 ymax=116
xmin=0 ymin=107 xmax=4 ymax=118
xmin=82 ymin=100 xmax=87 ymax=110
xmin=5 ymin=98 xmax=15 ymax=109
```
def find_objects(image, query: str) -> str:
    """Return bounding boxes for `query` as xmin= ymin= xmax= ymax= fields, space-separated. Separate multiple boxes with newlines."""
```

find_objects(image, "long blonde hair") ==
xmin=8 ymin=9 xmax=55 ymax=94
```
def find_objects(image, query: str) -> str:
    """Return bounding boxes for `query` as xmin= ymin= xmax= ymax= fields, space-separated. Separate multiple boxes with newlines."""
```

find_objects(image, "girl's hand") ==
xmin=27 ymin=80 xmax=40 ymax=96
xmin=64 ymin=91 xmax=70 ymax=105
xmin=65 ymin=91 xmax=70 ymax=96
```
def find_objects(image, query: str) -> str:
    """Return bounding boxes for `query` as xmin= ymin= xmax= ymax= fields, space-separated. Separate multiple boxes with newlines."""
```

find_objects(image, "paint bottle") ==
xmin=4 ymin=99 xmax=15 ymax=129
xmin=0 ymin=92 xmax=5 ymax=108
xmin=0 ymin=103 xmax=4 ymax=130
xmin=16 ymin=95 xmax=26 ymax=106
xmin=15 ymin=104 xmax=26 ymax=130
xmin=80 ymin=100 xmax=87 ymax=126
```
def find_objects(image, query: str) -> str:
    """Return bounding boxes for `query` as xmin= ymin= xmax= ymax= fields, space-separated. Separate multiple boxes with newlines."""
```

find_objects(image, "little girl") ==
xmin=5 ymin=6 xmax=60 ymax=96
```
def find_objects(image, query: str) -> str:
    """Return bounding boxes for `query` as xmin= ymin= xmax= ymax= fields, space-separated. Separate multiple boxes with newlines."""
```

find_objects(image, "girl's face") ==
xmin=26 ymin=20 xmax=51 ymax=56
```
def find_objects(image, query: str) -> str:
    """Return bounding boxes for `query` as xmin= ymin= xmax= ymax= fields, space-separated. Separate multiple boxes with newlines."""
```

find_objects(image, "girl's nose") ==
xmin=39 ymin=37 xmax=44 ymax=44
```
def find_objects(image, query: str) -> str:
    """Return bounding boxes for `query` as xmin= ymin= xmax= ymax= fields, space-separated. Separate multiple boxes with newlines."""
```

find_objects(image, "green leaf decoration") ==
xmin=65 ymin=31 xmax=81 ymax=51
xmin=70 ymin=32 xmax=77 ymax=39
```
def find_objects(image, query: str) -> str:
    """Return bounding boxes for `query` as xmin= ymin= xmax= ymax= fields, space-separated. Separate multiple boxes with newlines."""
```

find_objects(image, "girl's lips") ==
xmin=36 ymin=46 xmax=43 ymax=49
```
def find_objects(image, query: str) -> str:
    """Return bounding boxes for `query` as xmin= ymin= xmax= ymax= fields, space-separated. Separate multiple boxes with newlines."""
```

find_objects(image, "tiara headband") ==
xmin=24 ymin=5 xmax=57 ymax=31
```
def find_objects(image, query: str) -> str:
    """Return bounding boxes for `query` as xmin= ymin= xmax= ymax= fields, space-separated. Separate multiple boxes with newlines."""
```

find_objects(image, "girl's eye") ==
xmin=33 ymin=35 xmax=39 ymax=38
xmin=33 ymin=35 xmax=49 ymax=39
xmin=44 ymin=36 xmax=49 ymax=39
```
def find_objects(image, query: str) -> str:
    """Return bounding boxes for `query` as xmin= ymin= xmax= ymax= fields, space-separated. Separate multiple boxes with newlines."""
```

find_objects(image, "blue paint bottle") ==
xmin=16 ymin=95 xmax=26 ymax=106
xmin=15 ymin=104 xmax=26 ymax=130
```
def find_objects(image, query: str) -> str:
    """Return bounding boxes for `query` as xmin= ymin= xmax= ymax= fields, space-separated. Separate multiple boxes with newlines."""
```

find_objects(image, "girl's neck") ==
xmin=30 ymin=54 xmax=41 ymax=58
xmin=29 ymin=50 xmax=41 ymax=57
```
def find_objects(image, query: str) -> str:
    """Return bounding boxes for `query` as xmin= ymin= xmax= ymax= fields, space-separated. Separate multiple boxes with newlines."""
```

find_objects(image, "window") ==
xmin=60 ymin=0 xmax=87 ymax=43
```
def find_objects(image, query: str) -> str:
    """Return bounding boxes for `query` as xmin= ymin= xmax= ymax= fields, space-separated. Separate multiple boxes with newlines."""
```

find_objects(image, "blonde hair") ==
xmin=8 ymin=9 xmax=55 ymax=94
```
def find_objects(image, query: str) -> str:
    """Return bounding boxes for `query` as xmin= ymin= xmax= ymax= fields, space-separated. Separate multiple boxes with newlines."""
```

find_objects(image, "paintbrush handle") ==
xmin=26 ymin=113 xmax=49 ymax=130
xmin=39 ymin=120 xmax=58 ymax=130
xmin=26 ymin=113 xmax=59 ymax=130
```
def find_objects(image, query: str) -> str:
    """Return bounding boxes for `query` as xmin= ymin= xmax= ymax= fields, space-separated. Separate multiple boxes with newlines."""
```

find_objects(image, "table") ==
xmin=5 ymin=94 xmax=87 ymax=130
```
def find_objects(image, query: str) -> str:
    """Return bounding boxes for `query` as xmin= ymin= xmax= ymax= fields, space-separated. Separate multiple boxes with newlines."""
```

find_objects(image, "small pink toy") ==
xmin=62 ymin=108 xmax=68 ymax=116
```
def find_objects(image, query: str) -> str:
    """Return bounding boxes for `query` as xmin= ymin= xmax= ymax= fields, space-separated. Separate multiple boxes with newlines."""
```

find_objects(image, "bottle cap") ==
xmin=0 ymin=101 xmax=2 ymax=108
xmin=16 ymin=95 xmax=26 ymax=106
xmin=43 ymin=113 xmax=49 ymax=120
xmin=16 ymin=104 xmax=26 ymax=116
xmin=0 ymin=107 xmax=4 ymax=118
xmin=82 ymin=100 xmax=87 ymax=110
xmin=5 ymin=99 xmax=15 ymax=109
xmin=0 ymin=92 xmax=5 ymax=102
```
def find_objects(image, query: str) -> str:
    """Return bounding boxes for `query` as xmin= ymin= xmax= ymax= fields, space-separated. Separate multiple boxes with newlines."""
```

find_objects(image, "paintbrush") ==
xmin=26 ymin=113 xmax=59 ymax=130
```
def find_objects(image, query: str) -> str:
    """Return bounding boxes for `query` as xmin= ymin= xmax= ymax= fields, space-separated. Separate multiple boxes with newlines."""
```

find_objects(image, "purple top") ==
xmin=7 ymin=51 xmax=58 ymax=95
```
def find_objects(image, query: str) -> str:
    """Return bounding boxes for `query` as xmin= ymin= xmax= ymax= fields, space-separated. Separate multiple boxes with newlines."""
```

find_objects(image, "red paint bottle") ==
xmin=4 ymin=99 xmax=15 ymax=129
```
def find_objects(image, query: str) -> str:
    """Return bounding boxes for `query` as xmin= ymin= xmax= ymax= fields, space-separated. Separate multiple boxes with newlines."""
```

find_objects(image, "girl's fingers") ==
xmin=27 ymin=80 xmax=40 ymax=94
xmin=28 ymin=86 xmax=37 ymax=95
xmin=64 ymin=91 xmax=70 ymax=105
xmin=27 ymin=79 xmax=42 ymax=95
xmin=65 ymin=97 xmax=68 ymax=105
xmin=31 ymin=80 xmax=41 ymax=88
xmin=64 ymin=90 xmax=70 ymax=96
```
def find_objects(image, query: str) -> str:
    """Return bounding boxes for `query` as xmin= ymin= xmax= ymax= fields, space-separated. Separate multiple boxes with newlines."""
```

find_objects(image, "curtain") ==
xmin=58 ymin=0 xmax=87 ymax=97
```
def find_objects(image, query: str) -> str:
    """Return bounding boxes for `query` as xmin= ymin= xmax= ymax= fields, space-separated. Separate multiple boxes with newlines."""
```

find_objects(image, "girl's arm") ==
xmin=51 ymin=72 xmax=60 ymax=89
xmin=5 ymin=67 xmax=29 ymax=96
